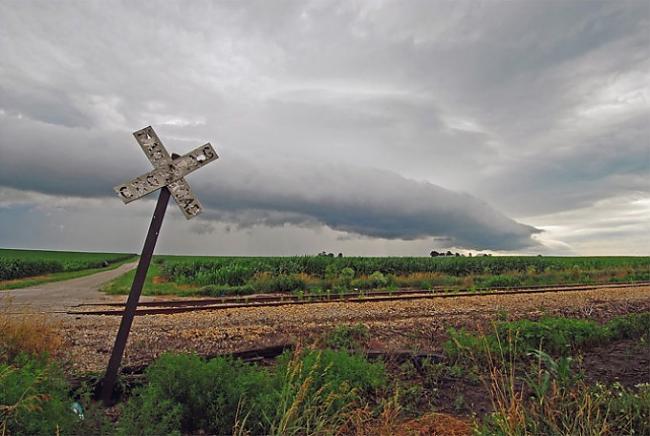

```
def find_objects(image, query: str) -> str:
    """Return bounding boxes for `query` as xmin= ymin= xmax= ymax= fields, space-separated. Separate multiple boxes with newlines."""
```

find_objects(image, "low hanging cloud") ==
xmin=0 ymin=118 xmax=540 ymax=250
xmin=197 ymin=156 xmax=542 ymax=250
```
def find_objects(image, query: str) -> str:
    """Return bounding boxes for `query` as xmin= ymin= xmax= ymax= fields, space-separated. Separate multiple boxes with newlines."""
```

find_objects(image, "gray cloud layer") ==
xmin=0 ymin=1 xmax=648 ymax=254
xmin=0 ymin=118 xmax=539 ymax=249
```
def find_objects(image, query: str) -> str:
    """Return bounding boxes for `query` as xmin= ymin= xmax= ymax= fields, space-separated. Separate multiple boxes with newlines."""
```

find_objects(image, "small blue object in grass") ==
xmin=71 ymin=402 xmax=84 ymax=420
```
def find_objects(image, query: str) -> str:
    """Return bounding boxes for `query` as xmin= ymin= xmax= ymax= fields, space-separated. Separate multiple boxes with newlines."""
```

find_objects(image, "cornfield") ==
xmin=157 ymin=255 xmax=650 ymax=287
xmin=0 ymin=249 xmax=134 ymax=281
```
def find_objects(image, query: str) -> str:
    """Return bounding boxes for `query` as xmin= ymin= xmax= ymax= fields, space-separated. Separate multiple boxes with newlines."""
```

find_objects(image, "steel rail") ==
xmin=68 ymin=281 xmax=650 ymax=316
xmin=74 ymin=280 xmax=650 ymax=308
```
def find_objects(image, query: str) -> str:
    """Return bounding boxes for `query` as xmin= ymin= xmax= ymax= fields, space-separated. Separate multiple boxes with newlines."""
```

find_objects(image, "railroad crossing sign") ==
xmin=101 ymin=126 xmax=218 ymax=405
xmin=114 ymin=126 xmax=218 ymax=218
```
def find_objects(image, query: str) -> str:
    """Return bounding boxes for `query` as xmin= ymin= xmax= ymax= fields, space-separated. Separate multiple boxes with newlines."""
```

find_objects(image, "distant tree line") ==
xmin=317 ymin=251 xmax=343 ymax=258
xmin=315 ymin=250 xmax=496 ymax=258
xmin=430 ymin=250 xmax=492 ymax=257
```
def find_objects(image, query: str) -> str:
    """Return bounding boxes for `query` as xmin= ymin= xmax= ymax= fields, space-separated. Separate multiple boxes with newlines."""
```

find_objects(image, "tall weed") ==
xmin=447 ymin=322 xmax=650 ymax=435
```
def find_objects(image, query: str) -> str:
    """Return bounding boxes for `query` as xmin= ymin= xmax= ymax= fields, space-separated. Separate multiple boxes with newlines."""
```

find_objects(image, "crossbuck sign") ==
xmin=114 ymin=126 xmax=218 ymax=218
xmin=101 ymin=126 xmax=218 ymax=405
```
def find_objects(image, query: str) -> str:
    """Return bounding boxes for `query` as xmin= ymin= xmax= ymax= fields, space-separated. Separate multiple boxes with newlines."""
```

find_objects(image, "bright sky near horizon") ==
xmin=0 ymin=1 xmax=648 ymax=256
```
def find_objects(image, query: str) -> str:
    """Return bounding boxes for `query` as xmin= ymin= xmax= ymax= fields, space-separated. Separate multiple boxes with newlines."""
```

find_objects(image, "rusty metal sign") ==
xmin=113 ymin=126 xmax=218 ymax=218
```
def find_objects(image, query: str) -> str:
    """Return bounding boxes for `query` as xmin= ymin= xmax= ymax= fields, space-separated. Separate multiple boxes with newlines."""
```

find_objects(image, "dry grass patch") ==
xmin=0 ymin=297 xmax=63 ymax=361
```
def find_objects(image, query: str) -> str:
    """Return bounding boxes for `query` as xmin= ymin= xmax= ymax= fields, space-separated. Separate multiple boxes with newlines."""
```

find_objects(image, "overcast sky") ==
xmin=0 ymin=1 xmax=648 ymax=256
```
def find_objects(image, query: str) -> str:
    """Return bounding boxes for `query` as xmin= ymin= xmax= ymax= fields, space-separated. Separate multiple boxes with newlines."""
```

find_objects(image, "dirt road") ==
xmin=1 ymin=261 xmax=138 ymax=311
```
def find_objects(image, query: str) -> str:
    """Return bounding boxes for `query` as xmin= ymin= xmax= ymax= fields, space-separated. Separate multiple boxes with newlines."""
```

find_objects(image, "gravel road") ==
xmin=1 ymin=261 xmax=138 ymax=311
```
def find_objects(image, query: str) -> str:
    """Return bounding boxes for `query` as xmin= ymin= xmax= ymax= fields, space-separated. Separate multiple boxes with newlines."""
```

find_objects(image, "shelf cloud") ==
xmin=0 ymin=118 xmax=539 ymax=250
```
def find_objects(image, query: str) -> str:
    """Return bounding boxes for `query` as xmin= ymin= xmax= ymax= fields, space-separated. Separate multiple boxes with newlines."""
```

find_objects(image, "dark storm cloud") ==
xmin=0 ymin=0 xmax=648 ymax=253
xmin=198 ymin=158 xmax=540 ymax=249
xmin=0 ymin=118 xmax=539 ymax=250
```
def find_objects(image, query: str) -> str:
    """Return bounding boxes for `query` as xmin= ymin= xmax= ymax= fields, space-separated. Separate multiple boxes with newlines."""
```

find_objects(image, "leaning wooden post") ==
xmin=100 ymin=127 xmax=218 ymax=405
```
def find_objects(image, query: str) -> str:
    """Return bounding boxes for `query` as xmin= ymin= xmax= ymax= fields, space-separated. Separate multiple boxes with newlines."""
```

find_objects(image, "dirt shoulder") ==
xmin=59 ymin=284 xmax=650 ymax=373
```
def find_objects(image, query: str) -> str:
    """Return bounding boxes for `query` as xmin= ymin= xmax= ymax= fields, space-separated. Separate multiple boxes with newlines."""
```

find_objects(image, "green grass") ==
xmin=101 ymin=263 xmax=199 ymax=296
xmin=444 ymin=312 xmax=650 ymax=361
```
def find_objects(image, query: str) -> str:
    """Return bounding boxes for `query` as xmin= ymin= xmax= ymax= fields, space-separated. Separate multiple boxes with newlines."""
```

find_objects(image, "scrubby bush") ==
xmin=118 ymin=353 xmax=273 ymax=435
xmin=0 ymin=356 xmax=77 ymax=435
xmin=211 ymin=265 xmax=255 ymax=286
xmin=119 ymin=349 xmax=386 ymax=435
xmin=352 ymin=271 xmax=389 ymax=290
xmin=117 ymin=391 xmax=182 ymax=436
xmin=606 ymin=312 xmax=650 ymax=339
xmin=474 ymin=274 xmax=523 ymax=288
xmin=0 ymin=306 xmax=110 ymax=436
xmin=250 ymin=273 xmax=307 ymax=293
xmin=338 ymin=267 xmax=355 ymax=288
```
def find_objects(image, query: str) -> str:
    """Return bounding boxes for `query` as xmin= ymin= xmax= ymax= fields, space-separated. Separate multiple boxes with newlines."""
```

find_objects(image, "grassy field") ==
xmin=101 ymin=263 xmax=191 ymax=296
xmin=0 ymin=249 xmax=136 ymax=290
xmin=2 ymin=296 xmax=649 ymax=434
xmin=101 ymin=255 xmax=650 ymax=297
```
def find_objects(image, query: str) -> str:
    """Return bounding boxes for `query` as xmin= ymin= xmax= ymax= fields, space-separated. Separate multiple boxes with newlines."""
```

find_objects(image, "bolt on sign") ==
xmin=101 ymin=126 xmax=218 ymax=405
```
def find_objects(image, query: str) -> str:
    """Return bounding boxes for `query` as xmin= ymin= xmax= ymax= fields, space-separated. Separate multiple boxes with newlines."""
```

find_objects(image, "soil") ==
xmin=581 ymin=338 xmax=650 ymax=388
xmin=397 ymin=413 xmax=473 ymax=436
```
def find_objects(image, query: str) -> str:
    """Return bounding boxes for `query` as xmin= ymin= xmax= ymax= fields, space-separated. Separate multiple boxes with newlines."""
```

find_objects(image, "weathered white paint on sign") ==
xmin=113 ymin=126 xmax=218 ymax=219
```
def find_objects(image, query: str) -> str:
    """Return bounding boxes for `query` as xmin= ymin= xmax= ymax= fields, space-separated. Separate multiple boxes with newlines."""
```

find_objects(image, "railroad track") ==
xmin=68 ymin=281 xmax=650 ymax=316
